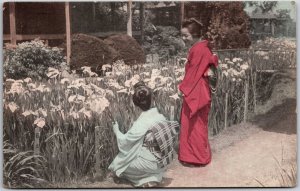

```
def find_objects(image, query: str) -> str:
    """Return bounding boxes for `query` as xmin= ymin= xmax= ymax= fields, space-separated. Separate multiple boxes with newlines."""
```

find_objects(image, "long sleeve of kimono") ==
xmin=179 ymin=40 xmax=218 ymax=118
xmin=179 ymin=45 xmax=215 ymax=97
xmin=113 ymin=123 xmax=147 ymax=154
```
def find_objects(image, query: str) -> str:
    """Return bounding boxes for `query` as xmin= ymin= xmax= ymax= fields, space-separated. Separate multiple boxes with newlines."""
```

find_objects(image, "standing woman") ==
xmin=178 ymin=18 xmax=218 ymax=166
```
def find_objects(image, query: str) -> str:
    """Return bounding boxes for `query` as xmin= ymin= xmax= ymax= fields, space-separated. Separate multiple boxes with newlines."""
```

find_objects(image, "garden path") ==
xmin=163 ymin=69 xmax=297 ymax=187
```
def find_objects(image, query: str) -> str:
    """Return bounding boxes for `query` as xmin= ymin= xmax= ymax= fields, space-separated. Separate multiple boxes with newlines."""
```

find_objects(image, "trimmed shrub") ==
xmin=4 ymin=40 xmax=64 ymax=80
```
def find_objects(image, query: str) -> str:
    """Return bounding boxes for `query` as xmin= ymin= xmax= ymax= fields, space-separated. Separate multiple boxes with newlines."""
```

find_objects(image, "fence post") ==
xmin=244 ymin=79 xmax=249 ymax=122
xmin=292 ymin=51 xmax=295 ymax=68
xmin=34 ymin=127 xmax=41 ymax=155
xmin=249 ymin=52 xmax=257 ymax=114
xmin=224 ymin=92 xmax=229 ymax=129
xmin=253 ymin=72 xmax=257 ymax=114
xmin=95 ymin=126 xmax=101 ymax=170
xmin=170 ymin=106 xmax=175 ymax=121
xmin=94 ymin=125 xmax=106 ymax=181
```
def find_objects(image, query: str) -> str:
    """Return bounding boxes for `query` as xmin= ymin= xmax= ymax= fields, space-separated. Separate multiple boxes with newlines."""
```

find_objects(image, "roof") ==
xmin=145 ymin=2 xmax=177 ymax=9
xmin=249 ymin=12 xmax=277 ymax=19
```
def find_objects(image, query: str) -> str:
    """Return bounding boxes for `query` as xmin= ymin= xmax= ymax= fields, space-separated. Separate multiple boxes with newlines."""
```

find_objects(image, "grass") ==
xmin=273 ymin=154 xmax=297 ymax=187
xmin=253 ymin=147 xmax=297 ymax=187
xmin=3 ymin=140 xmax=48 ymax=188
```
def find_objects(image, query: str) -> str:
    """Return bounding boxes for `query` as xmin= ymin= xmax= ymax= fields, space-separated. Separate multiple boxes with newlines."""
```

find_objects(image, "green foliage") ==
xmin=185 ymin=2 xmax=251 ymax=49
xmin=276 ymin=9 xmax=291 ymax=19
xmin=3 ymin=140 xmax=48 ymax=188
xmin=143 ymin=25 xmax=185 ymax=62
xmin=4 ymin=40 xmax=64 ymax=80
xmin=249 ymin=1 xmax=278 ymax=13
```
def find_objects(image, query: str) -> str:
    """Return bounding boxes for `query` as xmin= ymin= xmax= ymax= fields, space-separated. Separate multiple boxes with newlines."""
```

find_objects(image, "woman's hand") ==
xmin=179 ymin=58 xmax=188 ymax=65
xmin=207 ymin=68 xmax=214 ymax=77
xmin=177 ymin=85 xmax=185 ymax=97
xmin=178 ymin=91 xmax=185 ymax=97
xmin=112 ymin=122 xmax=119 ymax=134
xmin=204 ymin=67 xmax=215 ymax=77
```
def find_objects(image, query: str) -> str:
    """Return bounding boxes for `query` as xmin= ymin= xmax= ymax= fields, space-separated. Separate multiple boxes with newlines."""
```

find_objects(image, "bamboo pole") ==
xmin=65 ymin=2 xmax=71 ymax=64
xmin=224 ymin=92 xmax=229 ymax=129
xmin=244 ymin=79 xmax=249 ymax=122
xmin=271 ymin=20 xmax=275 ymax=36
xmin=127 ymin=1 xmax=132 ymax=37
xmin=249 ymin=51 xmax=257 ymax=114
xmin=212 ymin=48 xmax=284 ymax=52
xmin=253 ymin=72 xmax=257 ymax=113
xmin=3 ymin=34 xmax=66 ymax=41
xmin=95 ymin=126 xmax=101 ymax=170
xmin=9 ymin=2 xmax=16 ymax=45
xmin=34 ymin=127 xmax=41 ymax=155
xmin=170 ymin=106 xmax=175 ymax=121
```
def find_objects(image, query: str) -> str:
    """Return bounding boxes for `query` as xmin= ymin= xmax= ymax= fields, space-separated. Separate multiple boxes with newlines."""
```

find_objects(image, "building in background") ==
xmin=248 ymin=7 xmax=296 ymax=40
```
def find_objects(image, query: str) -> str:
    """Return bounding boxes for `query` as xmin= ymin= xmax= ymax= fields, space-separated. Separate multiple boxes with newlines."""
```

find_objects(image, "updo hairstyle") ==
xmin=132 ymin=81 xmax=152 ymax=111
xmin=182 ymin=18 xmax=203 ymax=38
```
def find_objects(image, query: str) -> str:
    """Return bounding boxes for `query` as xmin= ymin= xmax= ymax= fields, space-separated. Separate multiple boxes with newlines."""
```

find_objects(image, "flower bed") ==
xmin=3 ymin=38 xmax=296 ymax=187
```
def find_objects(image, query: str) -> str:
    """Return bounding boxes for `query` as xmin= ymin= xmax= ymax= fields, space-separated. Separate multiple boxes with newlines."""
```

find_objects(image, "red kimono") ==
xmin=178 ymin=40 xmax=218 ymax=165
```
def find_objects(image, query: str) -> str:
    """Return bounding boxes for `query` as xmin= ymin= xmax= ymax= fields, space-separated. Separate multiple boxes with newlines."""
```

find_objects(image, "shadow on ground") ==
xmin=250 ymin=98 xmax=296 ymax=135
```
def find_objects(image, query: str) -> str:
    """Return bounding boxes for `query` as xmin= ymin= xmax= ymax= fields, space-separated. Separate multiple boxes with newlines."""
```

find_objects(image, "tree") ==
xmin=276 ymin=9 xmax=291 ymax=19
xmin=246 ymin=1 xmax=278 ymax=13
xmin=185 ymin=2 xmax=251 ymax=49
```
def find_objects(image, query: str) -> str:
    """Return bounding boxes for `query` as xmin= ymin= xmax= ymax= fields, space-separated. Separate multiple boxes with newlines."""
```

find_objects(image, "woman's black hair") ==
xmin=182 ymin=18 xmax=203 ymax=38
xmin=132 ymin=81 xmax=152 ymax=111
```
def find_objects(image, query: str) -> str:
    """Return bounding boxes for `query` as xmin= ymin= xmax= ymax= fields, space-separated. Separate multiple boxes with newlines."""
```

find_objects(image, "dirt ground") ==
xmin=71 ymin=69 xmax=297 ymax=188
